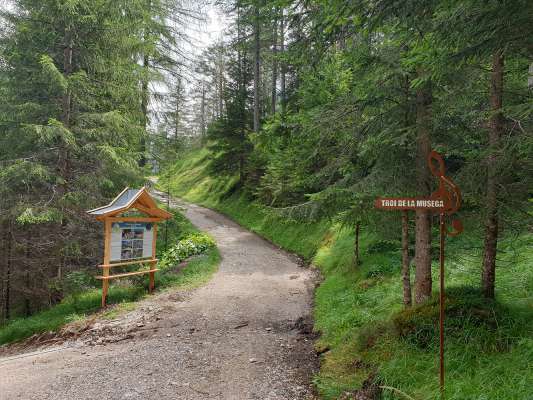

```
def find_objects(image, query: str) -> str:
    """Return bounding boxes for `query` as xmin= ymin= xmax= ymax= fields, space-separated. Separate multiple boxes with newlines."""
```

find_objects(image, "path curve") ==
xmin=0 ymin=193 xmax=318 ymax=400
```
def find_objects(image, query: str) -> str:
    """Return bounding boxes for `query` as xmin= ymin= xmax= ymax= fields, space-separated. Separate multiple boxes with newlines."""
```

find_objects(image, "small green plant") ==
xmin=159 ymin=232 xmax=216 ymax=268
xmin=366 ymin=239 xmax=398 ymax=254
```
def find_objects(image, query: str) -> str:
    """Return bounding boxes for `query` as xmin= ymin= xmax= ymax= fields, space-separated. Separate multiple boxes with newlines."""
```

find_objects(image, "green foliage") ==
xmin=160 ymin=233 xmax=216 ymax=269
xmin=15 ymin=208 xmax=61 ymax=225
xmin=62 ymin=271 xmax=96 ymax=297
xmin=365 ymin=240 xmax=399 ymax=255
xmin=38 ymin=55 xmax=68 ymax=93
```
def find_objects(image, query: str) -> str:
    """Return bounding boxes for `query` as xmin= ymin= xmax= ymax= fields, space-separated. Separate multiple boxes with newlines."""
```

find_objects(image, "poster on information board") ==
xmin=110 ymin=222 xmax=154 ymax=261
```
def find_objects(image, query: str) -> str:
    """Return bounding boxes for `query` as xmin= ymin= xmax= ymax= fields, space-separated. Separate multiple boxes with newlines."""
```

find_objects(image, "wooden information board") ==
xmin=87 ymin=187 xmax=172 ymax=307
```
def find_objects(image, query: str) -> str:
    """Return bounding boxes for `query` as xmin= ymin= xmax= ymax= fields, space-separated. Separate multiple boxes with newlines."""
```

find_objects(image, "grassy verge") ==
xmin=0 ymin=207 xmax=220 ymax=346
xmin=159 ymin=146 xmax=533 ymax=400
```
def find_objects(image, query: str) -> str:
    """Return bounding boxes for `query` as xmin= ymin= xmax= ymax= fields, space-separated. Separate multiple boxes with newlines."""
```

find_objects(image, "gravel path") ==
xmin=0 ymin=193 xmax=319 ymax=400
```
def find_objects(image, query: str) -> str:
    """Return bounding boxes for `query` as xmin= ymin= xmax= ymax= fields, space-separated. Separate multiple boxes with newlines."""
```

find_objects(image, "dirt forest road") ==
xmin=0 ymin=191 xmax=319 ymax=400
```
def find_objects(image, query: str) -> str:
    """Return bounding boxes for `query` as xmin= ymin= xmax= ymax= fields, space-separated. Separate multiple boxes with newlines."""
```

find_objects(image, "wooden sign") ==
xmin=374 ymin=150 xmax=463 ymax=397
xmin=375 ymin=197 xmax=445 ymax=211
xmin=87 ymin=187 xmax=172 ymax=307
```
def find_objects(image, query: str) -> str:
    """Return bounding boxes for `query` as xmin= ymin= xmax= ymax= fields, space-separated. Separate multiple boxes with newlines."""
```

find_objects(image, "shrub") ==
xmin=160 ymin=232 xmax=216 ymax=269
xmin=392 ymin=286 xmax=522 ymax=352
xmin=366 ymin=240 xmax=398 ymax=254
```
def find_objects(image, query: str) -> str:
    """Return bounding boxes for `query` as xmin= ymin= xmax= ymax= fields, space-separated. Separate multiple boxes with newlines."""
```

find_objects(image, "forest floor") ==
xmin=0 ymin=192 xmax=319 ymax=400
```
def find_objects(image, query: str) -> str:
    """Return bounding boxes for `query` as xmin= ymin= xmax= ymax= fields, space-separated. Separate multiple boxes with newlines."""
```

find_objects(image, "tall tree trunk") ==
xmin=139 ymin=0 xmax=152 ymax=167
xmin=4 ymin=226 xmax=12 ymax=321
xmin=527 ymin=62 xmax=533 ymax=89
xmin=402 ymin=211 xmax=412 ymax=307
xmin=200 ymin=83 xmax=206 ymax=136
xmin=482 ymin=51 xmax=504 ymax=299
xmin=271 ymin=9 xmax=278 ymax=114
xmin=58 ymin=27 xmax=72 ymax=196
xmin=353 ymin=221 xmax=361 ymax=267
xmin=218 ymin=49 xmax=224 ymax=117
xmin=24 ymin=229 xmax=31 ymax=316
xmin=280 ymin=8 xmax=286 ymax=112
xmin=174 ymin=100 xmax=179 ymax=139
xmin=0 ymin=224 xmax=4 ymax=322
xmin=253 ymin=6 xmax=261 ymax=132
xmin=56 ymin=27 xmax=73 ymax=283
xmin=239 ymin=154 xmax=245 ymax=186
xmin=139 ymin=52 xmax=149 ymax=167
xmin=174 ymin=80 xmax=180 ymax=140
xmin=414 ymin=72 xmax=433 ymax=304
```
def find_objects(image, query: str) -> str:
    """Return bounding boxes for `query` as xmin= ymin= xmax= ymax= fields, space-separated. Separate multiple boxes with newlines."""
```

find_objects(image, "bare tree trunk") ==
xmin=253 ymin=5 xmax=261 ymax=132
xmin=55 ymin=27 xmax=74 ymax=284
xmin=402 ymin=211 xmax=412 ymax=307
xmin=58 ymin=27 xmax=72 ymax=196
xmin=353 ymin=222 xmax=361 ymax=267
xmin=174 ymin=101 xmax=179 ymax=139
xmin=527 ymin=62 xmax=533 ymax=89
xmin=271 ymin=9 xmax=278 ymax=114
xmin=218 ymin=49 xmax=224 ymax=117
xmin=280 ymin=8 xmax=286 ymax=112
xmin=174 ymin=80 xmax=180 ymax=140
xmin=4 ymin=226 xmax=12 ymax=321
xmin=200 ymin=83 xmax=206 ymax=136
xmin=414 ymin=72 xmax=433 ymax=304
xmin=0 ymin=224 xmax=3 ymax=322
xmin=139 ymin=52 xmax=149 ymax=167
xmin=24 ymin=229 xmax=31 ymax=316
xmin=239 ymin=154 xmax=245 ymax=186
xmin=482 ymin=51 xmax=504 ymax=299
xmin=139 ymin=0 xmax=152 ymax=167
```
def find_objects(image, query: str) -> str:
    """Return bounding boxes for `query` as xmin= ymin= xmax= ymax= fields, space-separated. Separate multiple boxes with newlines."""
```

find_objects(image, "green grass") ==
xmin=160 ymin=146 xmax=533 ymax=400
xmin=0 ymin=206 xmax=220 ymax=346
xmin=0 ymin=286 xmax=145 ymax=345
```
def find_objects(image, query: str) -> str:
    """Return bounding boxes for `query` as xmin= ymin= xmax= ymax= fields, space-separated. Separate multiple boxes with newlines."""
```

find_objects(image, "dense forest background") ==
xmin=0 ymin=0 xmax=206 ymax=320
xmin=183 ymin=0 xmax=532 ymax=303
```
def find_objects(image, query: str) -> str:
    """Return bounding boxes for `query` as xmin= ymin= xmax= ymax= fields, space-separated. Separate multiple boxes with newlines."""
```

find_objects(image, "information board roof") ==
xmin=87 ymin=187 xmax=172 ymax=219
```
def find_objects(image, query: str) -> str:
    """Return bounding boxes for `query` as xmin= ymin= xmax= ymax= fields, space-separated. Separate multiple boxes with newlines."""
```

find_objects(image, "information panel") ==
xmin=110 ymin=222 xmax=153 ymax=261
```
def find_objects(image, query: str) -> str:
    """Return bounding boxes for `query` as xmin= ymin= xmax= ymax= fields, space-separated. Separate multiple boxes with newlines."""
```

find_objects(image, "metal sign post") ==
xmin=375 ymin=150 xmax=463 ymax=397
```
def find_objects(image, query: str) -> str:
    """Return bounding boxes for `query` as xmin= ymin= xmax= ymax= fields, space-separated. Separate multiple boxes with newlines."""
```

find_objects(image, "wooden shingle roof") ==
xmin=87 ymin=187 xmax=172 ymax=220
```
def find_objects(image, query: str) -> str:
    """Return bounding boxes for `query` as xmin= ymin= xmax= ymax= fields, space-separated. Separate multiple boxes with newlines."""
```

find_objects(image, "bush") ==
xmin=160 ymin=232 xmax=216 ymax=269
xmin=63 ymin=271 xmax=97 ymax=296
xmin=392 ymin=286 xmax=522 ymax=352
xmin=366 ymin=240 xmax=398 ymax=254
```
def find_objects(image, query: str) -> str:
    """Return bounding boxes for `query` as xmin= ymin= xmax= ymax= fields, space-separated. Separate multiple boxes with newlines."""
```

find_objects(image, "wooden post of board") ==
xmin=102 ymin=218 xmax=111 ymax=307
xmin=149 ymin=223 xmax=157 ymax=293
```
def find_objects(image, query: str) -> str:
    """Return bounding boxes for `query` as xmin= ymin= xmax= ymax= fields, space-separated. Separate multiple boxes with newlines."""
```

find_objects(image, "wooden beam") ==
xmin=95 ymin=269 xmax=159 ymax=280
xmin=149 ymin=224 xmax=158 ymax=293
xmin=102 ymin=218 xmax=112 ymax=307
xmin=99 ymin=259 xmax=159 ymax=268
xmin=97 ymin=216 xmax=164 ymax=222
